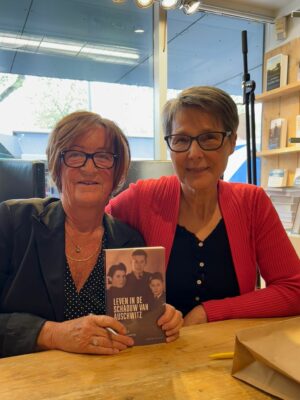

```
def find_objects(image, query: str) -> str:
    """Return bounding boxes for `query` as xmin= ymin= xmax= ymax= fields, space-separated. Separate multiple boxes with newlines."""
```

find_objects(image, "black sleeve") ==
xmin=0 ymin=202 xmax=46 ymax=358
xmin=0 ymin=313 xmax=46 ymax=358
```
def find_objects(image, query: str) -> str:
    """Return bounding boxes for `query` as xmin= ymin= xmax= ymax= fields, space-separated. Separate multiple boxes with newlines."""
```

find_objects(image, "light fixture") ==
xmin=0 ymin=33 xmax=140 ymax=64
xmin=135 ymin=0 xmax=154 ymax=8
xmin=160 ymin=0 xmax=181 ymax=10
xmin=181 ymin=0 xmax=201 ymax=15
xmin=114 ymin=0 xmax=202 ymax=15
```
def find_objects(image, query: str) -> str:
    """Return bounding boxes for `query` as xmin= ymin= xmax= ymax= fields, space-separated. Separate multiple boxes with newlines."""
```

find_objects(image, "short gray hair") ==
xmin=162 ymin=86 xmax=239 ymax=137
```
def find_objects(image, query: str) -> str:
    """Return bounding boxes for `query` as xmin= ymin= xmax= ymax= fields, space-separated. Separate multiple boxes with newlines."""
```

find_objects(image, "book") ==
xmin=269 ymin=196 xmax=300 ymax=204
xmin=105 ymin=246 xmax=166 ymax=346
xmin=289 ymin=138 xmax=300 ymax=144
xmin=294 ymin=115 xmax=300 ymax=147
xmin=268 ymin=118 xmax=287 ymax=149
xmin=292 ymin=203 xmax=300 ymax=234
xmin=294 ymin=168 xmax=300 ymax=187
xmin=273 ymin=203 xmax=299 ymax=214
xmin=266 ymin=187 xmax=300 ymax=197
xmin=265 ymin=53 xmax=288 ymax=91
xmin=267 ymin=168 xmax=288 ymax=187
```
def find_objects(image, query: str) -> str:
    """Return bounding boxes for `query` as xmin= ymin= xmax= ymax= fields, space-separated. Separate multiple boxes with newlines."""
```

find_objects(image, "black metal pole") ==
xmin=250 ymin=89 xmax=257 ymax=185
xmin=241 ymin=30 xmax=257 ymax=185
xmin=242 ymin=30 xmax=252 ymax=184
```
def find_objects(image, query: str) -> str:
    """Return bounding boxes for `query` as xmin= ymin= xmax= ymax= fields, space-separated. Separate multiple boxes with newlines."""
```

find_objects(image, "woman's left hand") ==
xmin=183 ymin=305 xmax=208 ymax=326
xmin=157 ymin=304 xmax=183 ymax=343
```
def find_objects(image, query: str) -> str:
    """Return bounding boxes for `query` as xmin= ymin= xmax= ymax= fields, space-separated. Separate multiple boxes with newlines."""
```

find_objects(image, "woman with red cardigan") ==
xmin=107 ymin=86 xmax=300 ymax=325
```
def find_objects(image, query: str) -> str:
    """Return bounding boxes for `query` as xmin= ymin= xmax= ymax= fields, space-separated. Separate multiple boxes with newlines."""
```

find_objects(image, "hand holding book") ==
xmin=105 ymin=247 xmax=183 ymax=345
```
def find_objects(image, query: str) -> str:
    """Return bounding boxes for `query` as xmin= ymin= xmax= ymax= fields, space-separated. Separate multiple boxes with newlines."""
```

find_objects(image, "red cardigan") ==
xmin=107 ymin=176 xmax=300 ymax=321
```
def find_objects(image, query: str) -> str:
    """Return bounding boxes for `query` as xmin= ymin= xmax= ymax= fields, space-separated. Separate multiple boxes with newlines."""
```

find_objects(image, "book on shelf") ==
xmin=289 ymin=138 xmax=300 ymax=144
xmin=105 ymin=246 xmax=166 ymax=346
xmin=267 ymin=168 xmax=288 ymax=187
xmin=273 ymin=203 xmax=299 ymax=214
xmin=266 ymin=187 xmax=300 ymax=201
xmin=268 ymin=118 xmax=287 ymax=149
xmin=294 ymin=168 xmax=300 ymax=187
xmin=266 ymin=187 xmax=300 ymax=231
xmin=295 ymin=115 xmax=300 ymax=146
xmin=265 ymin=53 xmax=288 ymax=91
xmin=291 ymin=203 xmax=300 ymax=234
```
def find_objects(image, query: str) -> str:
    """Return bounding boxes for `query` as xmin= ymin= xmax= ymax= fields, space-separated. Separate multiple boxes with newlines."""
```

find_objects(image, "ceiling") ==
xmin=0 ymin=0 xmax=298 ymax=95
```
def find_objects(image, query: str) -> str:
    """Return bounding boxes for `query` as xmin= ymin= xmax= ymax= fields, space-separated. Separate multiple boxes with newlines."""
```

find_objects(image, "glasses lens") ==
xmin=198 ymin=132 xmax=223 ymax=150
xmin=64 ymin=151 xmax=86 ymax=167
xmin=93 ymin=152 xmax=115 ymax=168
xmin=168 ymin=135 xmax=191 ymax=152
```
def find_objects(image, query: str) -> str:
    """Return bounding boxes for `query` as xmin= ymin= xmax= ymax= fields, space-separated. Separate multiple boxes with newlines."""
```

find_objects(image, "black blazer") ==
xmin=0 ymin=198 xmax=144 ymax=357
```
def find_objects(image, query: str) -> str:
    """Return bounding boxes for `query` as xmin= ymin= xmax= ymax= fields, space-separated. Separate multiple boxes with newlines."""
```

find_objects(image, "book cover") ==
xmin=274 ymin=203 xmax=299 ymax=214
xmin=289 ymin=116 xmax=300 ymax=147
xmin=267 ymin=168 xmax=288 ymax=187
xmin=266 ymin=187 xmax=300 ymax=197
xmin=294 ymin=168 xmax=300 ymax=187
xmin=265 ymin=53 xmax=288 ymax=91
xmin=292 ymin=203 xmax=300 ymax=234
xmin=105 ymin=247 xmax=166 ymax=346
xmin=268 ymin=118 xmax=287 ymax=149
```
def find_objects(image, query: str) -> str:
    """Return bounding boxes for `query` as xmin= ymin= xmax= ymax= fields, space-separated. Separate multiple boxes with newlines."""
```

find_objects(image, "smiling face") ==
xmin=170 ymin=107 xmax=236 ymax=194
xmin=111 ymin=269 xmax=126 ymax=288
xmin=60 ymin=125 xmax=114 ymax=209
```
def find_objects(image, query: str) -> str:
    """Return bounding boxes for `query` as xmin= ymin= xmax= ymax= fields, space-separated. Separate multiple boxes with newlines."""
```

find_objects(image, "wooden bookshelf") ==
xmin=256 ymin=81 xmax=300 ymax=102
xmin=260 ymin=38 xmax=300 ymax=253
xmin=258 ymin=147 xmax=300 ymax=157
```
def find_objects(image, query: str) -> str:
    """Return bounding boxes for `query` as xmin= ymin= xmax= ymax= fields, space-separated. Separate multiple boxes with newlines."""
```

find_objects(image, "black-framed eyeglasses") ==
xmin=60 ymin=150 xmax=118 ymax=169
xmin=164 ymin=131 xmax=232 ymax=152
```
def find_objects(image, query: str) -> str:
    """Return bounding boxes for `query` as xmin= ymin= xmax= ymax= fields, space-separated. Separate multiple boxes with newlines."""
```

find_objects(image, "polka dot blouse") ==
xmin=64 ymin=233 xmax=106 ymax=320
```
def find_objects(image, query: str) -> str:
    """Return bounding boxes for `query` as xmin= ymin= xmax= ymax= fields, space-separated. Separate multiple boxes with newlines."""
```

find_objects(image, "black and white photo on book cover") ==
xmin=105 ymin=247 xmax=166 ymax=346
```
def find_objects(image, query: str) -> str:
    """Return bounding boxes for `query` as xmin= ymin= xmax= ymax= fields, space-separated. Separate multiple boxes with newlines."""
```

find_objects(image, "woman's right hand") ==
xmin=37 ymin=314 xmax=134 ymax=355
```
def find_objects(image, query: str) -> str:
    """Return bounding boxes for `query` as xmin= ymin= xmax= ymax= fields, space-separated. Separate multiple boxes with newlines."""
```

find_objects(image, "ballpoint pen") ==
xmin=105 ymin=327 xmax=118 ymax=336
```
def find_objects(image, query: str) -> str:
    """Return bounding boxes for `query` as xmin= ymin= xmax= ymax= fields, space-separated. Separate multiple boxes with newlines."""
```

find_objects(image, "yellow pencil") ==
xmin=209 ymin=351 xmax=234 ymax=360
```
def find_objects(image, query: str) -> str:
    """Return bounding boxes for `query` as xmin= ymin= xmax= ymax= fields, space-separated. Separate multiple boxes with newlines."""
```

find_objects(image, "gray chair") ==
xmin=0 ymin=158 xmax=45 ymax=202
xmin=119 ymin=160 xmax=174 ymax=193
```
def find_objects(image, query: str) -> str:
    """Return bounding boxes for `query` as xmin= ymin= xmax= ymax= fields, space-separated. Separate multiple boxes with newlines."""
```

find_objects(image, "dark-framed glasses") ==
xmin=60 ymin=150 xmax=118 ymax=169
xmin=164 ymin=131 xmax=232 ymax=152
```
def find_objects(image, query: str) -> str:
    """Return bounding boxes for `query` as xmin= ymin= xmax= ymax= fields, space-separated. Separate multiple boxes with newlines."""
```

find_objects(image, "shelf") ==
xmin=256 ymin=81 xmax=300 ymax=102
xmin=258 ymin=146 xmax=300 ymax=157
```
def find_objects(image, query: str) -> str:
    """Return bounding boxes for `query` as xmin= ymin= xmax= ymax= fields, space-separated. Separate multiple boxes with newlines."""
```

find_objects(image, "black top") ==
xmin=166 ymin=219 xmax=240 ymax=317
xmin=0 ymin=198 xmax=145 ymax=357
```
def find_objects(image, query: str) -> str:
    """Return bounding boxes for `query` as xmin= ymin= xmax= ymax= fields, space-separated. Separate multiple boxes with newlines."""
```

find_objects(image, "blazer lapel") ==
xmin=32 ymin=201 xmax=65 ymax=321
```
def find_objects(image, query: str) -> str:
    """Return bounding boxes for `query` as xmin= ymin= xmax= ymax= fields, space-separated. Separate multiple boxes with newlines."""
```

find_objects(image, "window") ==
xmin=0 ymin=0 xmax=154 ymax=159
xmin=167 ymin=10 xmax=264 ymax=183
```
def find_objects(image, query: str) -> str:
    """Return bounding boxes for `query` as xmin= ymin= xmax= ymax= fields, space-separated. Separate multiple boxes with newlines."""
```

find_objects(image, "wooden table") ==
xmin=0 ymin=319 xmax=279 ymax=400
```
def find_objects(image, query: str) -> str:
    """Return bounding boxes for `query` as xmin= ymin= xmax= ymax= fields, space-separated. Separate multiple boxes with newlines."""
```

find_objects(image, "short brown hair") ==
xmin=46 ymin=111 xmax=130 ymax=193
xmin=162 ymin=86 xmax=239 ymax=137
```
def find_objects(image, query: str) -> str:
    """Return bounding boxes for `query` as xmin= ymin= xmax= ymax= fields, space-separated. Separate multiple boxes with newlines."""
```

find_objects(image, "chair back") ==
xmin=0 ymin=158 xmax=45 ymax=202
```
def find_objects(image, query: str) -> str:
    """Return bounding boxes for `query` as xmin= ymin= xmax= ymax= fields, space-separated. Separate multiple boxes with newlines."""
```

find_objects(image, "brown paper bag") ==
xmin=232 ymin=317 xmax=300 ymax=400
